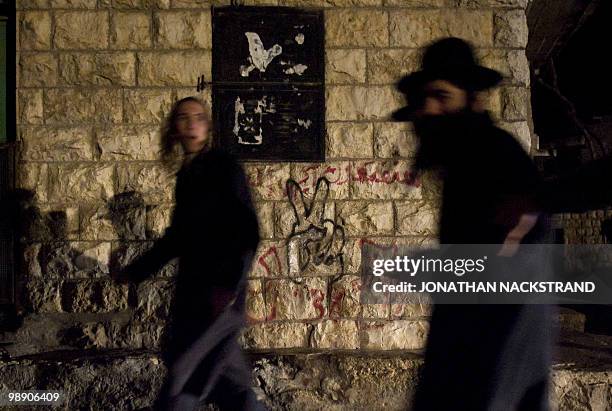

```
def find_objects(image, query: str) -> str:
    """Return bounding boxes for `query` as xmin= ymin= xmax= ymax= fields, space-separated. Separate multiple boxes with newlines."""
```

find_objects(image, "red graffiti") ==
xmin=353 ymin=164 xmax=419 ymax=186
xmin=310 ymin=288 xmax=325 ymax=318
xmin=257 ymin=246 xmax=282 ymax=276
xmin=329 ymin=288 xmax=345 ymax=318
xmin=293 ymin=165 xmax=350 ymax=196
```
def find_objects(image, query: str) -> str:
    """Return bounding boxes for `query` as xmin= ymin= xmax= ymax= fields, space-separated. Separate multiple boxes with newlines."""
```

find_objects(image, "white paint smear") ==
xmin=239 ymin=32 xmax=282 ymax=77
xmin=284 ymin=64 xmax=308 ymax=76
xmin=295 ymin=33 xmax=305 ymax=45
xmin=297 ymin=119 xmax=312 ymax=129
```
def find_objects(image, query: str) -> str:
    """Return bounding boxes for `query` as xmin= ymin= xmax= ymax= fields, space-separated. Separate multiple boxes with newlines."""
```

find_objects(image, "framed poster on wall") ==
xmin=212 ymin=6 xmax=325 ymax=161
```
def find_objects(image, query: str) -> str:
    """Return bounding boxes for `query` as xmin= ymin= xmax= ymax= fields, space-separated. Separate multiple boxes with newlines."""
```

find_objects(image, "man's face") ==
xmin=416 ymin=80 xmax=469 ymax=117
xmin=175 ymin=100 xmax=210 ymax=153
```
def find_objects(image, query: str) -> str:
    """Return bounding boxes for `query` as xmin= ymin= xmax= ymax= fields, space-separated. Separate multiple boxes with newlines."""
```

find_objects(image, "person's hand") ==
xmin=498 ymin=213 xmax=540 ymax=257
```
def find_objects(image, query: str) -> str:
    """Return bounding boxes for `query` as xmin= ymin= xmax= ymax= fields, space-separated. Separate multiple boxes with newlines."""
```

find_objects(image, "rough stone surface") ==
xmin=327 ymin=86 xmax=403 ymax=121
xmin=479 ymin=48 xmax=530 ymax=86
xmin=20 ymin=126 xmax=94 ymax=161
xmin=395 ymin=201 xmax=439 ymax=236
xmin=251 ymin=240 xmax=288 ymax=278
xmin=501 ymin=86 xmax=530 ymax=122
xmin=326 ymin=10 xmax=388 ymax=48
xmin=54 ymin=11 xmax=109 ymax=50
xmin=16 ymin=162 xmax=49 ymax=203
xmin=59 ymin=52 xmax=136 ymax=86
xmin=326 ymin=49 xmax=366 ymax=84
xmin=154 ymin=11 xmax=212 ymax=49
xmin=254 ymin=202 xmax=274 ymax=240
xmin=337 ymin=202 xmax=395 ymax=236
xmin=111 ymin=11 xmax=152 ymax=49
xmin=19 ymin=11 xmax=51 ymax=50
xmin=19 ymin=52 xmax=58 ymax=87
xmin=499 ymin=121 xmax=531 ymax=152
xmin=265 ymin=277 xmax=327 ymax=320
xmin=146 ymin=203 xmax=173 ymax=239
xmin=49 ymin=164 xmax=115 ymax=203
xmin=240 ymin=322 xmax=311 ymax=349
xmin=246 ymin=279 xmax=266 ymax=323
xmin=137 ymin=51 xmax=211 ymax=86
xmin=116 ymin=164 xmax=175 ymax=203
xmin=97 ymin=125 xmax=161 ymax=161
xmin=351 ymin=160 xmax=421 ymax=200
xmin=373 ymin=122 xmax=418 ymax=159
xmin=390 ymin=10 xmax=493 ymax=48
xmin=17 ymin=89 xmax=43 ymax=125
xmin=329 ymin=275 xmax=361 ymax=319
xmin=310 ymin=320 xmax=359 ymax=349
xmin=327 ymin=123 xmax=373 ymax=159
xmin=367 ymin=49 xmax=420 ymax=85
xmin=494 ymin=10 xmax=528 ymax=48
xmin=361 ymin=320 xmax=429 ymax=350
xmin=124 ymin=89 xmax=173 ymax=124
xmin=245 ymin=163 xmax=291 ymax=201
xmin=44 ymin=89 xmax=123 ymax=124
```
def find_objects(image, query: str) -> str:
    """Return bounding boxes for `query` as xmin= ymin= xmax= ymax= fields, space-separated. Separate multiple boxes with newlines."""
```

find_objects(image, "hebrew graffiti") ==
xmin=286 ymin=177 xmax=345 ymax=276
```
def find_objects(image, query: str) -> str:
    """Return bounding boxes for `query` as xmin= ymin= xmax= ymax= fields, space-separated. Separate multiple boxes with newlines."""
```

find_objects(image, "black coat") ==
xmin=411 ymin=112 xmax=553 ymax=411
xmin=124 ymin=148 xmax=260 ymax=360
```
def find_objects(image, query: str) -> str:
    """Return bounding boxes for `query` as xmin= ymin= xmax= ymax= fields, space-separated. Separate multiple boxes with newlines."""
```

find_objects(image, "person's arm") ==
xmin=113 ymin=213 xmax=181 ymax=284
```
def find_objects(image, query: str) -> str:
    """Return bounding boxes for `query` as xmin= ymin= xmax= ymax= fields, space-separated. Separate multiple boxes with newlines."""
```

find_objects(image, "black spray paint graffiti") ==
xmin=286 ymin=177 xmax=345 ymax=275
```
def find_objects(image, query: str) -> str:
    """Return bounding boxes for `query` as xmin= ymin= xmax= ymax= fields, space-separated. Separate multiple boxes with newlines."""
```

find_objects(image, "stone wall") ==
xmin=11 ymin=0 xmax=532 ymax=356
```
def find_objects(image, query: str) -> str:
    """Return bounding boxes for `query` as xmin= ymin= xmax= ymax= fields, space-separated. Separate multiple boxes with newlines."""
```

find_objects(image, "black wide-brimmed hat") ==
xmin=392 ymin=37 xmax=503 ymax=121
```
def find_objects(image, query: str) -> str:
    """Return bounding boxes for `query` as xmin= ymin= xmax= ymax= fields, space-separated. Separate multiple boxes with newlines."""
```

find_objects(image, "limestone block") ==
xmin=240 ymin=322 xmax=311 ymax=349
xmin=17 ymin=89 xmax=43 ymax=125
xmin=124 ymin=89 xmax=173 ymax=124
xmin=116 ymin=163 xmax=175 ymax=203
xmin=154 ymin=10 xmax=211 ymax=49
xmin=290 ymin=161 xmax=351 ymax=200
xmin=391 ymin=303 xmax=432 ymax=319
xmin=254 ymin=201 xmax=274 ymax=239
xmin=20 ymin=126 xmax=94 ymax=161
xmin=111 ymin=11 xmax=151 ymax=49
xmin=16 ymin=0 xmax=50 ymax=8
xmin=478 ymin=48 xmax=530 ymax=86
xmin=245 ymin=279 xmax=266 ymax=323
xmin=326 ymin=123 xmax=373 ymax=159
xmin=249 ymin=240 xmax=288 ymax=278
xmin=310 ymin=320 xmax=359 ymax=349
xmin=170 ymin=0 xmax=206 ymax=6
xmin=329 ymin=275 xmax=361 ymax=318
xmin=390 ymin=10 xmax=493 ymax=48
xmin=49 ymin=163 xmax=115 ymax=203
xmin=501 ymin=86 xmax=529 ymax=122
xmin=97 ymin=125 xmax=161 ymax=161
xmin=137 ymin=51 xmax=211 ymax=86
xmin=395 ymin=200 xmax=439 ymax=236
xmin=23 ymin=279 xmax=62 ymax=313
xmin=146 ymin=203 xmax=174 ymax=239
xmin=54 ymin=11 xmax=109 ymax=50
xmin=265 ymin=277 xmax=327 ymax=320
xmin=59 ymin=52 xmax=136 ymax=86
xmin=44 ymin=89 xmax=123 ymax=124
xmin=455 ymin=0 xmax=527 ymax=8
xmin=326 ymin=86 xmax=403 ymax=121
xmin=363 ymin=303 xmax=390 ymax=319
xmin=494 ymin=10 xmax=528 ymax=48
xmin=19 ymin=11 xmax=51 ymax=50
xmin=40 ymin=241 xmax=111 ymax=279
xmin=39 ymin=204 xmax=80 ymax=240
xmin=244 ymin=163 xmax=290 ymax=201
xmin=361 ymin=320 xmax=428 ymax=350
xmin=367 ymin=49 xmax=420 ymax=85
xmin=384 ymin=0 xmax=445 ymax=5
xmin=351 ymin=160 xmax=422 ymax=200
xmin=16 ymin=163 xmax=49 ymax=203
xmin=81 ymin=197 xmax=147 ymax=241
xmin=499 ymin=121 xmax=531 ymax=152
xmin=80 ymin=203 xmax=116 ymax=241
xmin=373 ymin=122 xmax=418 ymax=159
xmin=337 ymin=202 xmax=394 ymax=236
xmin=21 ymin=244 xmax=42 ymax=278
xmin=326 ymin=10 xmax=388 ymax=48
xmin=50 ymin=0 xmax=97 ymax=7
xmin=214 ymin=0 xmax=278 ymax=5
xmin=326 ymin=49 xmax=366 ymax=84
xmin=19 ymin=52 xmax=58 ymax=87
xmin=60 ymin=280 xmax=130 ymax=313
xmin=133 ymin=279 xmax=174 ymax=322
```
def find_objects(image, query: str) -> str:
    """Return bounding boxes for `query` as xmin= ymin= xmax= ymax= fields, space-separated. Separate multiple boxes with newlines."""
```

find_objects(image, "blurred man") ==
xmin=393 ymin=37 xmax=553 ymax=411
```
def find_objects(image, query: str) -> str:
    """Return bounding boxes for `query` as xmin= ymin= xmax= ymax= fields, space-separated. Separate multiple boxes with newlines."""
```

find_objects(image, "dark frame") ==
xmin=211 ymin=6 xmax=325 ymax=162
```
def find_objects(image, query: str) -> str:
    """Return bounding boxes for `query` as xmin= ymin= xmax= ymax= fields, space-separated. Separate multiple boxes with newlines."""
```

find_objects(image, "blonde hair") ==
xmin=160 ymin=96 xmax=213 ymax=171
